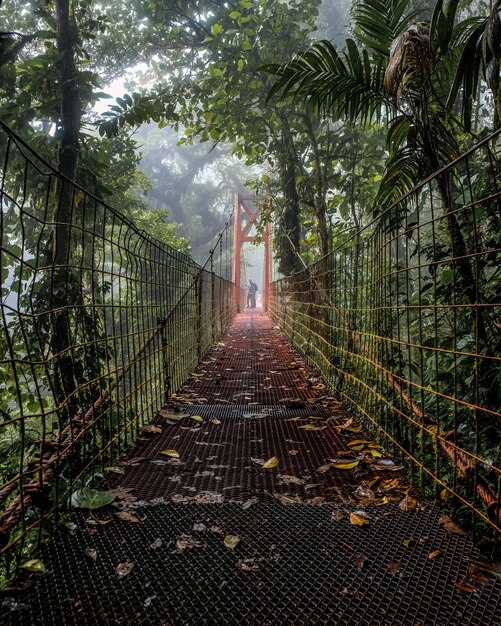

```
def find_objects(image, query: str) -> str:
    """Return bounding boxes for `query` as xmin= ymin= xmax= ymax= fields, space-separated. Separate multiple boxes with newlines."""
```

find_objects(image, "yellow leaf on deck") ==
xmin=374 ymin=496 xmax=389 ymax=506
xmin=160 ymin=449 xmax=180 ymax=458
xmin=262 ymin=456 xmax=279 ymax=469
xmin=224 ymin=534 xmax=241 ymax=549
xmin=333 ymin=461 xmax=359 ymax=470
xmin=350 ymin=512 xmax=369 ymax=526
xmin=348 ymin=440 xmax=372 ymax=446
xmin=191 ymin=415 xmax=204 ymax=422
xmin=370 ymin=449 xmax=383 ymax=458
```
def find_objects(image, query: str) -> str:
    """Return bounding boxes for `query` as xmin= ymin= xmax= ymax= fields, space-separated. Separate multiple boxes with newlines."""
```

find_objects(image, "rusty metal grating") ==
xmin=102 ymin=409 xmax=359 ymax=503
xmin=2 ymin=503 xmax=499 ymax=626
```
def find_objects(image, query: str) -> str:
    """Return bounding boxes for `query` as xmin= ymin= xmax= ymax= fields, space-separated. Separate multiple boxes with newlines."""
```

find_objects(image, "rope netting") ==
xmin=0 ymin=122 xmax=240 ymax=581
xmin=269 ymin=132 xmax=501 ymax=536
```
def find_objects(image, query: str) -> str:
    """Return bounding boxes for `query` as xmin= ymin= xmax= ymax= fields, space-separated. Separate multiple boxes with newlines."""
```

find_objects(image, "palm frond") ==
xmin=352 ymin=0 xmax=419 ymax=57
xmin=262 ymin=40 xmax=392 ymax=126
xmin=374 ymin=144 xmax=428 ymax=212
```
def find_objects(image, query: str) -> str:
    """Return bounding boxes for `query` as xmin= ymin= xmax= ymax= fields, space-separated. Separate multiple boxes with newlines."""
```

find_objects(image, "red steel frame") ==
xmin=232 ymin=194 xmax=272 ymax=311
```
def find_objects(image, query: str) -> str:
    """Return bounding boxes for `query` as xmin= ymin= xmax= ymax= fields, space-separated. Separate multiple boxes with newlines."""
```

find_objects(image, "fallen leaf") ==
xmin=388 ymin=560 xmax=401 ymax=575
xmin=428 ymin=550 xmax=442 ymax=560
xmin=21 ymin=559 xmax=45 ymax=573
xmin=353 ymin=555 xmax=368 ymax=569
xmin=419 ymin=536 xmax=430 ymax=544
xmin=83 ymin=548 xmax=97 ymax=561
xmin=277 ymin=474 xmax=305 ymax=485
xmin=331 ymin=510 xmax=344 ymax=521
xmin=374 ymin=496 xmax=389 ymax=506
xmin=333 ymin=461 xmax=359 ymax=470
xmin=224 ymin=534 xmax=241 ymax=550
xmin=370 ymin=449 xmax=383 ymax=458
xmin=341 ymin=587 xmax=360 ymax=597
xmin=316 ymin=463 xmax=333 ymax=473
xmin=116 ymin=562 xmax=134 ymax=578
xmin=402 ymin=536 xmax=415 ymax=548
xmin=157 ymin=409 xmax=189 ymax=420
xmin=104 ymin=466 xmax=126 ymax=475
xmin=467 ymin=564 xmax=491 ymax=585
xmin=455 ymin=579 xmax=479 ymax=593
xmin=210 ymin=526 xmax=224 ymax=534
xmin=193 ymin=523 xmax=207 ymax=531
xmin=70 ymin=487 xmax=116 ymax=510
xmin=115 ymin=511 xmax=141 ymax=523
xmin=149 ymin=538 xmax=162 ymax=550
xmin=176 ymin=534 xmax=202 ymax=551
xmin=399 ymin=495 xmax=418 ymax=512
xmin=348 ymin=439 xmax=372 ymax=446
xmin=298 ymin=424 xmax=327 ymax=430
xmin=273 ymin=493 xmax=301 ymax=504
xmin=236 ymin=559 xmax=259 ymax=571
xmin=86 ymin=517 xmax=112 ymax=526
xmin=353 ymin=485 xmax=375 ymax=500
xmin=438 ymin=515 xmax=467 ymax=537
xmin=288 ymin=449 xmax=299 ymax=455
xmin=160 ymin=449 xmax=180 ymax=459
xmin=350 ymin=511 xmax=369 ymax=526
xmin=191 ymin=415 xmax=204 ymax=422
xmin=141 ymin=425 xmax=162 ymax=434
xmin=211 ymin=418 xmax=222 ymax=425
xmin=262 ymin=456 xmax=279 ymax=469
xmin=239 ymin=498 xmax=255 ymax=512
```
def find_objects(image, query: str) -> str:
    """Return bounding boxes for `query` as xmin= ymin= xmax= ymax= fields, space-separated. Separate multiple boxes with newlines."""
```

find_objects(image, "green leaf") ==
xmin=21 ymin=559 xmax=46 ymax=572
xmin=70 ymin=487 xmax=116 ymax=510
xmin=229 ymin=11 xmax=241 ymax=19
xmin=211 ymin=23 xmax=224 ymax=35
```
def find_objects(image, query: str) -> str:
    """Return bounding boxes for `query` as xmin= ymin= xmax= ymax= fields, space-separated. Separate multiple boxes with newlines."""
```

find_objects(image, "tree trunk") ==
xmin=276 ymin=114 xmax=302 ymax=275
xmin=51 ymin=0 xmax=81 ymax=410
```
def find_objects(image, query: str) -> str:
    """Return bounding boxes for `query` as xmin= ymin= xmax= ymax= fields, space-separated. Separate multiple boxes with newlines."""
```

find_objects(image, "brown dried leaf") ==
xmin=341 ymin=587 xmax=360 ymax=597
xmin=316 ymin=463 xmax=333 ymax=473
xmin=388 ymin=560 xmax=401 ymax=575
xmin=211 ymin=418 xmax=222 ymax=425
xmin=428 ymin=550 xmax=442 ymax=560
xmin=141 ymin=424 xmax=162 ymax=434
xmin=149 ymin=538 xmax=162 ymax=550
xmin=157 ymin=409 xmax=189 ymax=420
xmin=399 ymin=495 xmax=418 ymax=512
xmin=331 ymin=510 xmax=344 ymax=522
xmin=273 ymin=492 xmax=301 ymax=504
xmin=236 ymin=559 xmax=259 ymax=571
xmin=277 ymin=474 xmax=305 ymax=485
xmin=116 ymin=562 xmax=134 ymax=578
xmin=83 ymin=548 xmax=97 ymax=561
xmin=176 ymin=534 xmax=202 ymax=551
xmin=353 ymin=555 xmax=367 ymax=569
xmin=455 ymin=579 xmax=479 ymax=593
xmin=438 ymin=515 xmax=467 ymax=537
xmin=115 ymin=511 xmax=142 ymax=523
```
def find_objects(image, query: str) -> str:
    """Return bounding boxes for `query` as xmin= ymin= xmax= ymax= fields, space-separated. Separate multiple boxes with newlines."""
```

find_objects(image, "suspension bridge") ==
xmin=0 ymin=122 xmax=500 ymax=624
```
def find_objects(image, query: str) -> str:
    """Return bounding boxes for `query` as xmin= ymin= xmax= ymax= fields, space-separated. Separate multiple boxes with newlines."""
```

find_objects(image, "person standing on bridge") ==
xmin=247 ymin=279 xmax=258 ymax=308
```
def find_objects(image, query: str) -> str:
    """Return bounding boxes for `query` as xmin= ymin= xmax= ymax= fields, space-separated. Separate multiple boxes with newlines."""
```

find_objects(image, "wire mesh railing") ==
xmin=0 ymin=122 xmax=239 ymax=583
xmin=269 ymin=132 xmax=501 ymax=536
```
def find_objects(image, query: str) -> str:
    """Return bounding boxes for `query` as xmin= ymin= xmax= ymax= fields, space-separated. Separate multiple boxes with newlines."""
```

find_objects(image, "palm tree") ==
xmin=264 ymin=0 xmax=501 ymax=199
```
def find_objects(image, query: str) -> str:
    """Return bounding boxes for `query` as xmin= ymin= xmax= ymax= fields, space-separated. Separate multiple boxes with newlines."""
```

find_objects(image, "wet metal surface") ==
xmin=2 ymin=310 xmax=500 ymax=625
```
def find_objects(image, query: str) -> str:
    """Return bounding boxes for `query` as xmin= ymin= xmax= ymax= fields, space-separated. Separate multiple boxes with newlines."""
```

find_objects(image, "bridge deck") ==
xmin=2 ymin=311 xmax=499 ymax=625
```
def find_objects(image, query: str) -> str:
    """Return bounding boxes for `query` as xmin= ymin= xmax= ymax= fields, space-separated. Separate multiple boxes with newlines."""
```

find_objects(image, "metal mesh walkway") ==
xmin=2 ymin=310 xmax=500 ymax=625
